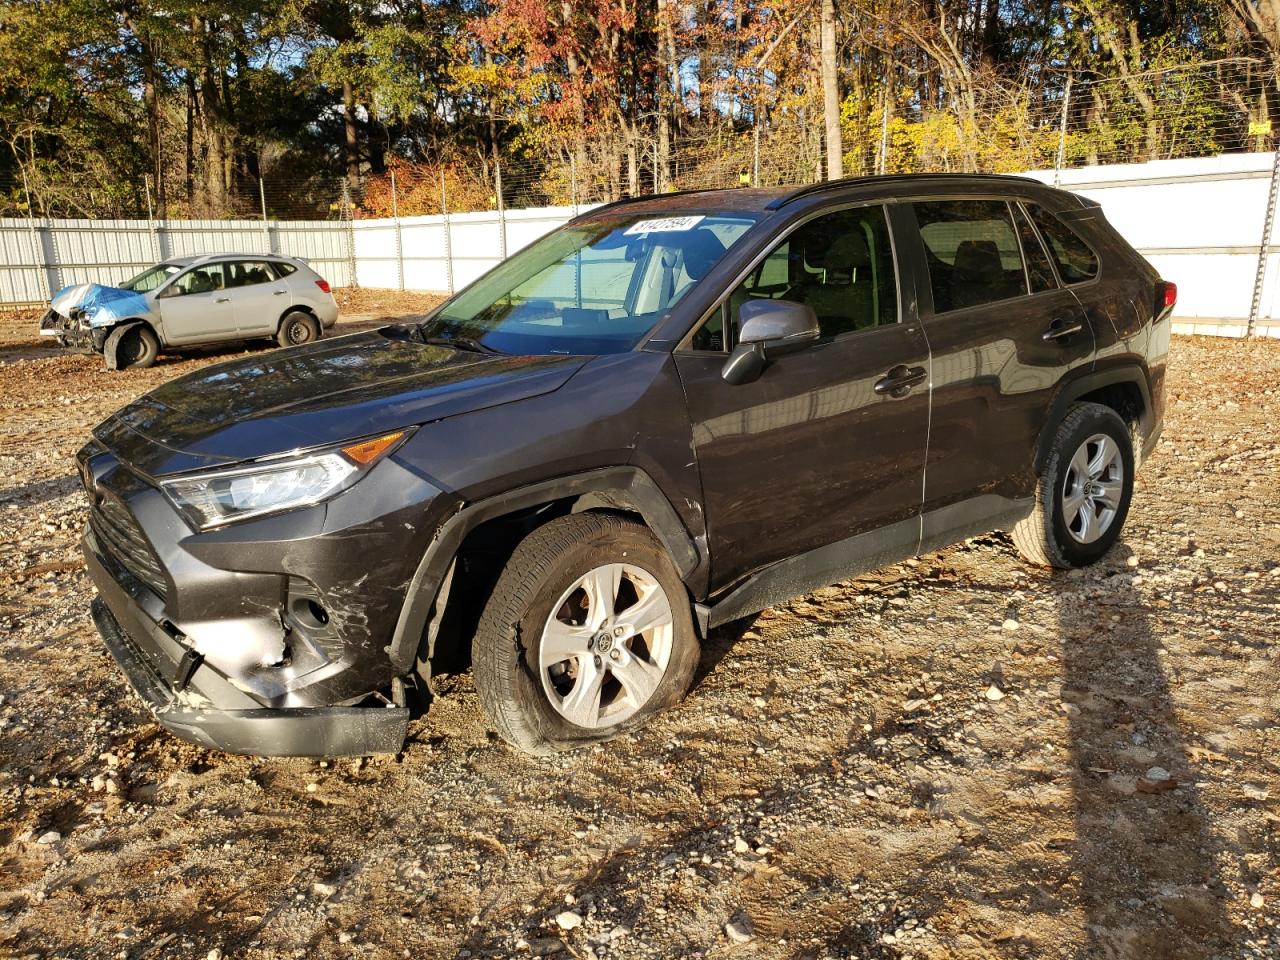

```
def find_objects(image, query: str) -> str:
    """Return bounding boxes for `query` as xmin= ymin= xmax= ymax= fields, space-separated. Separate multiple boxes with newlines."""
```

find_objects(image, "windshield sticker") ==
xmin=624 ymin=215 xmax=705 ymax=236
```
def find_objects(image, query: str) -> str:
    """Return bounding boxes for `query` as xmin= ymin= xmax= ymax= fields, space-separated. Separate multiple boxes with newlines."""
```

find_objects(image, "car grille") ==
xmin=90 ymin=494 xmax=168 ymax=600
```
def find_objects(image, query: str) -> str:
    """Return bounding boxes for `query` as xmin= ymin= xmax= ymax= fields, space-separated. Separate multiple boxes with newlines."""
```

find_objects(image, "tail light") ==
xmin=315 ymin=279 xmax=332 ymax=294
xmin=1155 ymin=280 xmax=1176 ymax=318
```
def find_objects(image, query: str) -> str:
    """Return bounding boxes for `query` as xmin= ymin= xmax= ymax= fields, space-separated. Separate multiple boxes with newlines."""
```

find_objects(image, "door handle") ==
xmin=215 ymin=297 xmax=230 ymax=303
xmin=1042 ymin=320 xmax=1084 ymax=341
xmin=874 ymin=364 xmax=928 ymax=398
xmin=273 ymin=290 xmax=287 ymax=296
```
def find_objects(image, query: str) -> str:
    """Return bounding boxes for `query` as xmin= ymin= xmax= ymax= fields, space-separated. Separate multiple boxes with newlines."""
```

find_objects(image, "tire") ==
xmin=276 ymin=311 xmax=320 ymax=348
xmin=1012 ymin=401 xmax=1134 ymax=569
xmin=106 ymin=323 xmax=159 ymax=370
xmin=472 ymin=512 xmax=699 ymax=755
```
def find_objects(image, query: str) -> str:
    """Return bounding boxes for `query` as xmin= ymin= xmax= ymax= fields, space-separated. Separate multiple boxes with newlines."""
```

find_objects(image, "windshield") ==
xmin=428 ymin=212 xmax=758 ymax=355
xmin=121 ymin=263 xmax=182 ymax=293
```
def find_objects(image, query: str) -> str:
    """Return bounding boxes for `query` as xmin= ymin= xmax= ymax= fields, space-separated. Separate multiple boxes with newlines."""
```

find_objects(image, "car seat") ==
xmin=950 ymin=239 xmax=1005 ymax=309
xmin=797 ymin=230 xmax=874 ymax=336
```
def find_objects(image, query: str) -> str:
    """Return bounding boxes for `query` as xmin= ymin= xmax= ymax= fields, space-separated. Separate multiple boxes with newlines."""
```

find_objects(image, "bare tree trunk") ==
xmin=134 ymin=26 xmax=166 ymax=217
xmin=821 ymin=0 xmax=843 ymax=179
xmin=343 ymin=80 xmax=360 ymax=188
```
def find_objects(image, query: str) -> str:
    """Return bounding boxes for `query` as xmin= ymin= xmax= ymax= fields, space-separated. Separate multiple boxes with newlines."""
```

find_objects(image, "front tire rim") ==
xmin=288 ymin=320 xmax=311 ymax=344
xmin=538 ymin=563 xmax=674 ymax=729
xmin=1062 ymin=432 xmax=1124 ymax=545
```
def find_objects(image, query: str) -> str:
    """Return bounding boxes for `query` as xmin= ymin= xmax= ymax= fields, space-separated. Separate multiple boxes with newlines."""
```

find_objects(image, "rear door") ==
xmin=155 ymin=263 xmax=235 ymax=345
xmin=223 ymin=259 xmax=289 ymax=335
xmin=674 ymin=203 xmax=931 ymax=593
xmin=904 ymin=197 xmax=1095 ymax=548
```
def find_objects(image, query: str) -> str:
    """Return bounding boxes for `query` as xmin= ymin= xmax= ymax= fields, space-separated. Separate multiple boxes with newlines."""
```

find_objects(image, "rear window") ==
xmin=914 ymin=200 xmax=1028 ymax=313
xmin=1027 ymin=206 xmax=1099 ymax=283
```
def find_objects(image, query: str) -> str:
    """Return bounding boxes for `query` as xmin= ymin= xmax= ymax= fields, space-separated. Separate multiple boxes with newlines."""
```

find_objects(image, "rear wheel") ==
xmin=472 ymin=512 xmax=699 ymax=754
xmin=1012 ymin=402 xmax=1134 ymax=568
xmin=276 ymin=311 xmax=319 ymax=348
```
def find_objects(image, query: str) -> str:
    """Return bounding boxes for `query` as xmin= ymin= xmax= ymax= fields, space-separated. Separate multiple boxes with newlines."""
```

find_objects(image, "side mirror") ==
xmin=720 ymin=298 xmax=820 ymax=385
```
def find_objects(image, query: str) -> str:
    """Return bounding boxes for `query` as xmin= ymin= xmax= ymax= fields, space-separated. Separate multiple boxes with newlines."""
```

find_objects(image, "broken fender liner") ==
xmin=102 ymin=322 xmax=144 ymax=370
xmin=91 ymin=598 xmax=409 ymax=757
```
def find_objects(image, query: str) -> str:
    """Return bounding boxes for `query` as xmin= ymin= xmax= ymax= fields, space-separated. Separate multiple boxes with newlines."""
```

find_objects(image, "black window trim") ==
xmin=676 ymin=199 xmax=904 ymax=354
xmin=1009 ymin=200 xmax=1061 ymax=294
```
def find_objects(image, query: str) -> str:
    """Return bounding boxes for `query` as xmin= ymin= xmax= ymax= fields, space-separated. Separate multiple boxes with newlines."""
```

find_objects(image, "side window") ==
xmin=169 ymin=263 xmax=224 ymax=296
xmin=692 ymin=205 xmax=897 ymax=350
xmin=915 ymin=200 xmax=1028 ymax=312
xmin=1027 ymin=205 xmax=1099 ymax=283
xmin=1010 ymin=203 xmax=1058 ymax=293
xmin=225 ymin=261 xmax=277 ymax=289
xmin=270 ymin=261 xmax=298 ymax=279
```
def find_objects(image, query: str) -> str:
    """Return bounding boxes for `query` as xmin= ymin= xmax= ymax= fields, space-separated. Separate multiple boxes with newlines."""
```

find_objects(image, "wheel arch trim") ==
xmin=1034 ymin=363 xmax=1152 ymax=474
xmin=386 ymin=466 xmax=702 ymax=673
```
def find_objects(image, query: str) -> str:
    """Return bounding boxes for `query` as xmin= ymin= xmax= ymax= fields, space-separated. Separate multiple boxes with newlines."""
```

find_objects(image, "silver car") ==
xmin=38 ymin=253 xmax=339 ymax=370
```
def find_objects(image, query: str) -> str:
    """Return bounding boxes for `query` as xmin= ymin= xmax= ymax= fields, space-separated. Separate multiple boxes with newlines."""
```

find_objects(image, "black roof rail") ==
xmin=569 ymin=185 xmax=751 ymax=220
xmin=765 ymin=172 xmax=1046 ymax=210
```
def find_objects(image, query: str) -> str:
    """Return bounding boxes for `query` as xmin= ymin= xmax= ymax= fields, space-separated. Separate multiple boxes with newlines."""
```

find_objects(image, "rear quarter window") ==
xmin=1027 ymin=206 xmax=1099 ymax=283
xmin=270 ymin=261 xmax=299 ymax=280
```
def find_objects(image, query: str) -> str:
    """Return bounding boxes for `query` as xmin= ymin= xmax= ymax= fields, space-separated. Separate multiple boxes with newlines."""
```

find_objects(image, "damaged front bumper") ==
xmin=39 ymin=308 xmax=106 ymax=353
xmin=78 ymin=436 xmax=451 ymax=757
xmin=89 ymin=590 xmax=409 ymax=757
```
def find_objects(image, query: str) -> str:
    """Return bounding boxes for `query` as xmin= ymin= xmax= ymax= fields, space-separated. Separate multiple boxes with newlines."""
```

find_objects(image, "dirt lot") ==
xmin=0 ymin=302 xmax=1276 ymax=960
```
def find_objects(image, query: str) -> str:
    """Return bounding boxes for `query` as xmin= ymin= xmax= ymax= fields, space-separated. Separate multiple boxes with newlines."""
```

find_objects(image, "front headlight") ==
xmin=160 ymin=430 xmax=410 ymax=529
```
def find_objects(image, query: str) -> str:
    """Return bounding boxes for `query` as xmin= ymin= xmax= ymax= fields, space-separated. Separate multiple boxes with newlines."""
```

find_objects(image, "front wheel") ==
xmin=105 ymin=324 xmax=159 ymax=370
xmin=1012 ymin=401 xmax=1134 ymax=568
xmin=472 ymin=512 xmax=699 ymax=755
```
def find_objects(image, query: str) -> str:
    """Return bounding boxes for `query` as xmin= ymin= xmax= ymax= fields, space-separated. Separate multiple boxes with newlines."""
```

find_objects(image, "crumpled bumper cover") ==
xmin=89 ymin=590 xmax=410 ymax=759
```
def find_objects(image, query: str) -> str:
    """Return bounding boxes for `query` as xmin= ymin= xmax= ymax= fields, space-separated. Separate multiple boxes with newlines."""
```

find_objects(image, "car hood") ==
xmin=50 ymin=283 xmax=152 ymax=327
xmin=94 ymin=326 xmax=589 ymax=476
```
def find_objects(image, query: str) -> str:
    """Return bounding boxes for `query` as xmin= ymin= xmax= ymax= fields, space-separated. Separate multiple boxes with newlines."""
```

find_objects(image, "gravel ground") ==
xmin=0 ymin=306 xmax=1276 ymax=960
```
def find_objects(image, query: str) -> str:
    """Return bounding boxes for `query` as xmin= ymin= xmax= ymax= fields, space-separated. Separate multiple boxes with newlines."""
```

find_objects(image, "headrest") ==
xmin=952 ymin=239 xmax=1003 ymax=282
xmin=678 ymin=229 xmax=728 ymax=281
xmin=822 ymin=231 xmax=871 ymax=278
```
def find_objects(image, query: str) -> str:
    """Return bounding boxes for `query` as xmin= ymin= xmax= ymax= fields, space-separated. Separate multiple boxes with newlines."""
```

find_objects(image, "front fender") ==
xmin=385 ymin=466 xmax=702 ymax=674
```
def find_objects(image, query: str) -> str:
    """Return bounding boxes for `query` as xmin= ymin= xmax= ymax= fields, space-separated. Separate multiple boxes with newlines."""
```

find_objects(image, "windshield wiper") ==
xmin=420 ymin=333 xmax=502 ymax=355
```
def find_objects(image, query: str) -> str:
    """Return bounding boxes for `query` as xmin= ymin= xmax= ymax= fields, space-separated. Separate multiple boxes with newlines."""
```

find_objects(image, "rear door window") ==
xmin=1026 ymin=205 xmax=1099 ymax=283
xmin=914 ymin=200 xmax=1028 ymax=313
xmin=225 ymin=261 xmax=278 ymax=288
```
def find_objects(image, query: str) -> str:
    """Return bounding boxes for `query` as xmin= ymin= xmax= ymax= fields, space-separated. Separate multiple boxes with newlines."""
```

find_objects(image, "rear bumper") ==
xmin=86 ymin=531 xmax=410 ymax=757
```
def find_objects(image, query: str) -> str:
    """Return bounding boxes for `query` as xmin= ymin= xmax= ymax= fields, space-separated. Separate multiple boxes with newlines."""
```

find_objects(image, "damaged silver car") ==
xmin=39 ymin=253 xmax=339 ymax=369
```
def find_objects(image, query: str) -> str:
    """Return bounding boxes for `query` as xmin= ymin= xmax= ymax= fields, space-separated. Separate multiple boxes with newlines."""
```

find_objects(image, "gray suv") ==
xmin=40 ymin=253 xmax=338 ymax=369
xmin=78 ymin=174 xmax=1173 ymax=758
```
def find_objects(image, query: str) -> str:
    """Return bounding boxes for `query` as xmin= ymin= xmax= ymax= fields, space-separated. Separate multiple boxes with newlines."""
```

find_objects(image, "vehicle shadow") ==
xmin=1055 ymin=542 xmax=1236 ymax=958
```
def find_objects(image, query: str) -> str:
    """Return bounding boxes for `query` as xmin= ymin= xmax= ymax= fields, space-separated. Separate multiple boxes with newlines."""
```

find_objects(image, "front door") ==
xmin=156 ymin=263 xmax=235 ymax=344
xmin=903 ymin=198 xmax=1096 ymax=548
xmin=223 ymin=260 xmax=290 ymax=335
xmin=674 ymin=204 xmax=931 ymax=599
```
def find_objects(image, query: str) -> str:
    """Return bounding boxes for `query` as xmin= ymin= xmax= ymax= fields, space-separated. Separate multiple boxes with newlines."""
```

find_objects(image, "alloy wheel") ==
xmin=1061 ymin=432 xmax=1124 ymax=544
xmin=538 ymin=563 xmax=674 ymax=729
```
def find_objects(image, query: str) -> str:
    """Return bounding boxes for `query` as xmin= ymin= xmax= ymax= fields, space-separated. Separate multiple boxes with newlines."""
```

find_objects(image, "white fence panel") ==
xmin=2 ymin=156 xmax=1277 ymax=337
xmin=1024 ymin=152 xmax=1279 ymax=333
